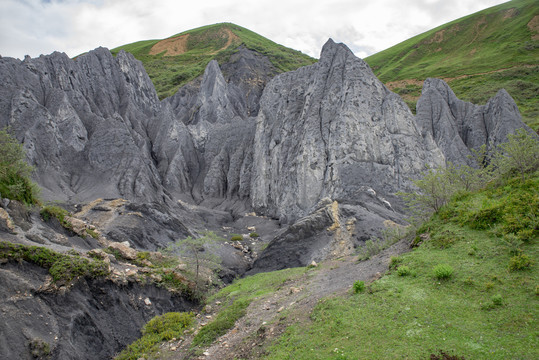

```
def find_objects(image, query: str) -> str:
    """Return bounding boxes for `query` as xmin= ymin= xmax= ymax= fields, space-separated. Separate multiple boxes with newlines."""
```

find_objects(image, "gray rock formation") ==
xmin=415 ymin=78 xmax=534 ymax=165
xmin=250 ymin=39 xmax=445 ymax=222
xmin=0 ymin=261 xmax=194 ymax=360
xmin=0 ymin=49 xmax=167 ymax=203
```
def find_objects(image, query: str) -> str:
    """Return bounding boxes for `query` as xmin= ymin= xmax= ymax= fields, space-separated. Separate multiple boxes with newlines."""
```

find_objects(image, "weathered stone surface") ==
xmin=0 ymin=49 xmax=167 ymax=203
xmin=415 ymin=78 xmax=535 ymax=165
xmin=250 ymin=39 xmax=444 ymax=222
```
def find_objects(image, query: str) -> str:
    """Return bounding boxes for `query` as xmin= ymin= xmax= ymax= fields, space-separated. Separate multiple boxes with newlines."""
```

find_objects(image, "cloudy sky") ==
xmin=1 ymin=0 xmax=508 ymax=60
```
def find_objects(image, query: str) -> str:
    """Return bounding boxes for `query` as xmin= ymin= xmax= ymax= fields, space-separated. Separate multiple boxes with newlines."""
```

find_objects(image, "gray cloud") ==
xmin=0 ymin=0 xmax=508 ymax=59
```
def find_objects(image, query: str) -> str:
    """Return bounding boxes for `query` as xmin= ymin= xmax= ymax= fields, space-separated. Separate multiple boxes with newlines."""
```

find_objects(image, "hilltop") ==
xmin=365 ymin=0 xmax=539 ymax=131
xmin=111 ymin=23 xmax=316 ymax=99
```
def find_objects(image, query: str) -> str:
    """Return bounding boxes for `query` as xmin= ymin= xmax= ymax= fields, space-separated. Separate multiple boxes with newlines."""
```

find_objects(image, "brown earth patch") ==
xmin=502 ymin=8 xmax=518 ymax=20
xmin=150 ymin=34 xmax=190 ymax=56
xmin=528 ymin=15 xmax=539 ymax=40
xmin=385 ymin=79 xmax=424 ymax=91
xmin=469 ymin=48 xmax=477 ymax=55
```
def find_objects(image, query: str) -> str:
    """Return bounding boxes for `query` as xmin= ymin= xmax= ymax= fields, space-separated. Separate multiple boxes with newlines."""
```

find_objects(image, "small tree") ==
xmin=164 ymin=231 xmax=223 ymax=294
xmin=0 ymin=129 xmax=38 ymax=204
xmin=490 ymin=128 xmax=539 ymax=181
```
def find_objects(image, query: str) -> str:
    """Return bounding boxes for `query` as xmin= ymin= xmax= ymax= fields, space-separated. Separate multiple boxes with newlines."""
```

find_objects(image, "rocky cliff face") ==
xmin=415 ymin=78 xmax=534 ymax=165
xmin=251 ymin=40 xmax=445 ymax=223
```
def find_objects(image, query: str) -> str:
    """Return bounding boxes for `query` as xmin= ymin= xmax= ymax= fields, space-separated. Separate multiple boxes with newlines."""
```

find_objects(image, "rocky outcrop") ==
xmin=0 ymin=49 xmax=167 ymax=203
xmin=415 ymin=78 xmax=534 ymax=165
xmin=250 ymin=39 xmax=445 ymax=222
xmin=0 ymin=260 xmax=195 ymax=360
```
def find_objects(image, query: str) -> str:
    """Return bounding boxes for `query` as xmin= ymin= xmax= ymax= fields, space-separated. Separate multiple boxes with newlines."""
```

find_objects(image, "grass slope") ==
xmin=111 ymin=23 xmax=316 ymax=99
xmin=365 ymin=0 xmax=539 ymax=130
xmin=263 ymin=175 xmax=538 ymax=360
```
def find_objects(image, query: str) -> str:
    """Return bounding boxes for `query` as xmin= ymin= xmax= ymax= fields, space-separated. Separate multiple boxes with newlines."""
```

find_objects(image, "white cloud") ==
xmin=0 ymin=0 xmax=509 ymax=59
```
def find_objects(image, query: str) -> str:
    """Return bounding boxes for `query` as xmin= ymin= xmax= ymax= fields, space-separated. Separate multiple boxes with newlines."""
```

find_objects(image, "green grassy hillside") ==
xmin=111 ymin=23 xmax=316 ymax=99
xmin=365 ymin=0 xmax=539 ymax=131
xmin=264 ymin=177 xmax=538 ymax=359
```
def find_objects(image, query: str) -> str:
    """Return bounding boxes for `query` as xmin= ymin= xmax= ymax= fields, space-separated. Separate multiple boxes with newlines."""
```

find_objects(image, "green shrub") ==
xmin=353 ymin=280 xmax=365 ymax=293
xmin=433 ymin=264 xmax=454 ymax=280
xmin=397 ymin=266 xmax=411 ymax=276
xmin=85 ymin=228 xmax=99 ymax=239
xmin=249 ymin=232 xmax=259 ymax=238
xmin=389 ymin=256 xmax=402 ymax=269
xmin=29 ymin=338 xmax=51 ymax=358
xmin=116 ymin=312 xmax=194 ymax=360
xmin=0 ymin=129 xmax=39 ymax=205
xmin=509 ymin=253 xmax=532 ymax=271
xmin=230 ymin=234 xmax=243 ymax=241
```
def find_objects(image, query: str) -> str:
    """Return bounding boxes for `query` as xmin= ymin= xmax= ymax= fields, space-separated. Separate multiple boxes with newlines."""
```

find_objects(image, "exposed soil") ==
xmin=528 ymin=15 xmax=539 ymax=40
xmin=161 ymin=239 xmax=411 ymax=359
xmin=149 ymin=28 xmax=240 ymax=57
xmin=150 ymin=35 xmax=190 ymax=56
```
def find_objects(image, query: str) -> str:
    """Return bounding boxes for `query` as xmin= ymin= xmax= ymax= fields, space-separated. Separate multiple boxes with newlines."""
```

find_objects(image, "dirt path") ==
xmin=161 ymin=239 xmax=410 ymax=359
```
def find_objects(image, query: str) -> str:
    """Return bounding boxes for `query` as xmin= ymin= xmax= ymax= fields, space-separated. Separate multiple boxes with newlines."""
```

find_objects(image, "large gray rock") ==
xmin=0 ymin=49 xmax=168 ymax=203
xmin=415 ymin=78 xmax=534 ymax=165
xmin=250 ymin=39 xmax=445 ymax=222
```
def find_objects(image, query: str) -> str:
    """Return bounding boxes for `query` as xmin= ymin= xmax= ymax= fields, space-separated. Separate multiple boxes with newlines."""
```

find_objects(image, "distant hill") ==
xmin=365 ymin=0 xmax=539 ymax=131
xmin=111 ymin=23 xmax=316 ymax=99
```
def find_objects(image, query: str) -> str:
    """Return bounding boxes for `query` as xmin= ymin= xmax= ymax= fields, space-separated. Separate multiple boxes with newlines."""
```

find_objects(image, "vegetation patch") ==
xmin=0 ymin=241 xmax=109 ymax=283
xmin=0 ymin=129 xmax=39 ymax=205
xmin=263 ymin=132 xmax=538 ymax=359
xmin=115 ymin=312 xmax=194 ymax=360
xmin=40 ymin=205 xmax=72 ymax=231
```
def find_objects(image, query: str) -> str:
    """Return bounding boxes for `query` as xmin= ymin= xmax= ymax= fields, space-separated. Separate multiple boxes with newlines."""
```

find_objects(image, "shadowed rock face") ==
xmin=415 ymin=78 xmax=534 ymax=165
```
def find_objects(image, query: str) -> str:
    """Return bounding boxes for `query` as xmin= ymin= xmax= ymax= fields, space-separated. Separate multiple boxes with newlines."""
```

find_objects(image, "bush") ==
xmin=508 ymin=253 xmax=532 ymax=271
xmin=249 ymin=232 xmax=259 ymax=238
xmin=397 ymin=266 xmax=411 ymax=276
xmin=353 ymin=280 xmax=365 ymax=293
xmin=116 ymin=312 xmax=194 ymax=360
xmin=230 ymin=234 xmax=243 ymax=241
xmin=433 ymin=264 xmax=454 ymax=280
xmin=0 ymin=129 xmax=39 ymax=205
xmin=490 ymin=128 xmax=539 ymax=182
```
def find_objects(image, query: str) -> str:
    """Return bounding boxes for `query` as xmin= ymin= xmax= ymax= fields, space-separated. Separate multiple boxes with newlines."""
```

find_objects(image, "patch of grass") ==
xmin=249 ymin=232 xmax=259 ymax=238
xmin=433 ymin=264 xmax=454 ymax=280
xmin=115 ymin=312 xmax=194 ymax=360
xmin=0 ymin=241 xmax=109 ymax=283
xmin=40 ymin=205 xmax=72 ymax=231
xmin=230 ymin=234 xmax=243 ymax=241
xmin=263 ymin=174 xmax=538 ymax=359
xmin=397 ymin=265 xmax=412 ymax=277
xmin=191 ymin=266 xmax=309 ymax=349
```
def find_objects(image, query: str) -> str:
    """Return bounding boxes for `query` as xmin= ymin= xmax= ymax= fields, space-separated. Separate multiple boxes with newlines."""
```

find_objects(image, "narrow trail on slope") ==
xmin=162 ymin=239 xmax=411 ymax=360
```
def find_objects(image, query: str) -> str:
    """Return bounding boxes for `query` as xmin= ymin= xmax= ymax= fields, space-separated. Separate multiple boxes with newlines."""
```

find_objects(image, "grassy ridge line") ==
xmin=365 ymin=0 xmax=538 ymax=81
xmin=365 ymin=0 xmax=539 ymax=130
xmin=111 ymin=23 xmax=316 ymax=99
